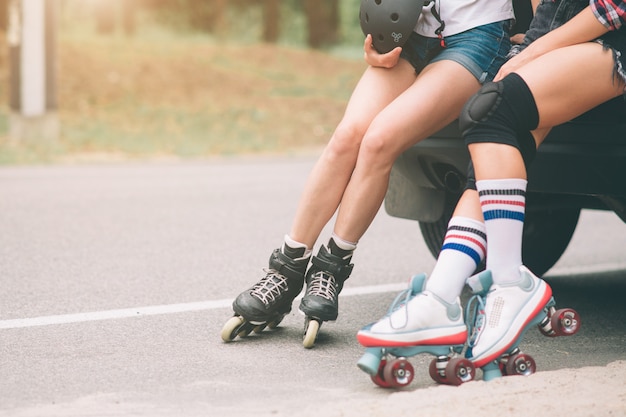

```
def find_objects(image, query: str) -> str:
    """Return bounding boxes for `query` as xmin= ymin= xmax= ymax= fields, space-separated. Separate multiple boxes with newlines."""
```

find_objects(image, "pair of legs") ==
xmin=228 ymin=56 xmax=481 ymax=329
xmin=359 ymin=40 xmax=624 ymax=366
xmin=285 ymin=58 xmax=481 ymax=321
xmin=229 ymin=23 xmax=511 ymax=336
xmin=290 ymin=58 xmax=479 ymax=249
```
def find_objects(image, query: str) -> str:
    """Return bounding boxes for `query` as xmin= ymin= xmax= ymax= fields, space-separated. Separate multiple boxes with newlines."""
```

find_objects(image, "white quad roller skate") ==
xmin=356 ymin=272 xmax=492 ymax=387
xmin=466 ymin=267 xmax=581 ymax=381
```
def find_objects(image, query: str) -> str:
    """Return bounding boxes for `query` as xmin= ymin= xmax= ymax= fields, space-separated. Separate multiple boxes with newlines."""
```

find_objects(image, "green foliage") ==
xmin=0 ymin=0 xmax=367 ymax=165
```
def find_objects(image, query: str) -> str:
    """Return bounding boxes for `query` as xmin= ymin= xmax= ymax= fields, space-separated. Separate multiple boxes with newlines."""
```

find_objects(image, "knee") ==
xmin=324 ymin=121 xmax=364 ymax=162
xmin=358 ymin=128 xmax=398 ymax=170
xmin=461 ymin=73 xmax=540 ymax=169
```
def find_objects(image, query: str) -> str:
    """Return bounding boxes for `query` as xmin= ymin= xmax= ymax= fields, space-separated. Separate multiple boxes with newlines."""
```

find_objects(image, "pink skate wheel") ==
xmin=383 ymin=358 xmax=414 ymax=388
xmin=551 ymin=308 xmax=580 ymax=336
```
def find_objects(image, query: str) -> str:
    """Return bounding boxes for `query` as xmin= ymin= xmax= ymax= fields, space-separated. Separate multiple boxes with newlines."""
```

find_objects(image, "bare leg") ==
xmin=470 ymin=42 xmax=624 ymax=181
xmin=334 ymin=60 xmax=482 ymax=243
xmin=288 ymin=59 xmax=417 ymax=248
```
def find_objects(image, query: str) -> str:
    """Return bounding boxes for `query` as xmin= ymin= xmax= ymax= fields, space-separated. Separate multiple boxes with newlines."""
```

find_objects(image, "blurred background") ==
xmin=0 ymin=0 xmax=368 ymax=164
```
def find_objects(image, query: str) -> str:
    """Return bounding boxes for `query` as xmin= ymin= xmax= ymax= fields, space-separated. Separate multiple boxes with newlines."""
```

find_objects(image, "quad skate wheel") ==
xmin=551 ymin=308 xmax=580 ymax=336
xmin=428 ymin=358 xmax=448 ymax=385
xmin=221 ymin=316 xmax=246 ymax=342
xmin=505 ymin=353 xmax=536 ymax=376
xmin=383 ymin=358 xmax=414 ymax=388
xmin=370 ymin=358 xmax=393 ymax=388
xmin=445 ymin=358 xmax=476 ymax=386
xmin=303 ymin=318 xmax=320 ymax=349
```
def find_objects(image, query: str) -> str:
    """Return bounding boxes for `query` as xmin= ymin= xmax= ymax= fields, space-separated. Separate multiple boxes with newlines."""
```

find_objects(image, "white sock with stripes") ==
xmin=477 ymin=178 xmax=527 ymax=285
xmin=425 ymin=216 xmax=487 ymax=304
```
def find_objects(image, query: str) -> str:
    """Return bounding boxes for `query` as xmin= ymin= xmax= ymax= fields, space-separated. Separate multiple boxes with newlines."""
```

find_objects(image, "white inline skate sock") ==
xmin=283 ymin=234 xmax=311 ymax=260
xmin=425 ymin=216 xmax=487 ymax=304
xmin=477 ymin=178 xmax=527 ymax=285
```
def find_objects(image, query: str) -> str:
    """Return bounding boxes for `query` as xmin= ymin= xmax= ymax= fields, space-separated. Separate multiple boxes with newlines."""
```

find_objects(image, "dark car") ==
xmin=385 ymin=96 xmax=626 ymax=276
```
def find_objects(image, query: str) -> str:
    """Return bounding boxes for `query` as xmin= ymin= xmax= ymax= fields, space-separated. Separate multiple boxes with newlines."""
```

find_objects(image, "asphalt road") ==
xmin=1 ymin=156 xmax=625 ymax=416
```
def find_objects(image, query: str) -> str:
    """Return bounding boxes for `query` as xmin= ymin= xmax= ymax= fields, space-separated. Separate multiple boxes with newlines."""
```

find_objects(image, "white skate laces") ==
xmin=383 ymin=285 xmax=417 ymax=330
xmin=465 ymin=291 xmax=487 ymax=354
xmin=307 ymin=271 xmax=337 ymax=301
xmin=250 ymin=269 xmax=290 ymax=305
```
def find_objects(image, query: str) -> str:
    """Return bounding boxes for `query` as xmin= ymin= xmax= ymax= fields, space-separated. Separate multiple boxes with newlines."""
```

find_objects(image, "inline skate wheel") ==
xmin=253 ymin=323 xmax=267 ymax=334
xmin=221 ymin=316 xmax=246 ymax=342
xmin=303 ymin=318 xmax=320 ymax=349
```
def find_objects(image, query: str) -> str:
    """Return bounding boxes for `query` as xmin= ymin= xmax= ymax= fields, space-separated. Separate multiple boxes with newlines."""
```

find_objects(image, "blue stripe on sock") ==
xmin=441 ymin=243 xmax=482 ymax=266
xmin=483 ymin=209 xmax=525 ymax=222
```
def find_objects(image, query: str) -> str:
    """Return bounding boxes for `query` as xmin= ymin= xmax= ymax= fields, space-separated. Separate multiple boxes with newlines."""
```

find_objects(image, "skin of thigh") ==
xmin=333 ymin=60 xmax=483 ymax=243
xmin=288 ymin=59 xmax=418 ymax=247
xmin=517 ymin=42 xmax=625 ymax=132
xmin=470 ymin=42 xmax=624 ymax=181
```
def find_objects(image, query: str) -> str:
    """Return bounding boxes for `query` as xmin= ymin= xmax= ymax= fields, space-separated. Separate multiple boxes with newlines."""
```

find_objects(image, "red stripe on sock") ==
xmin=480 ymin=199 xmax=526 ymax=207
xmin=444 ymin=234 xmax=486 ymax=256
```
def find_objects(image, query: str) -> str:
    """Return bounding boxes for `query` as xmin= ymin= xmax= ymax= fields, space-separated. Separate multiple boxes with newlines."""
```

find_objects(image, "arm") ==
xmin=495 ymin=6 xmax=610 ymax=80
xmin=591 ymin=0 xmax=626 ymax=30
xmin=511 ymin=0 xmax=542 ymax=44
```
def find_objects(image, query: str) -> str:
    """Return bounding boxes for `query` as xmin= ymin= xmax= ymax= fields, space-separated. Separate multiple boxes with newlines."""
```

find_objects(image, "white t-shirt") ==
xmin=415 ymin=0 xmax=514 ymax=37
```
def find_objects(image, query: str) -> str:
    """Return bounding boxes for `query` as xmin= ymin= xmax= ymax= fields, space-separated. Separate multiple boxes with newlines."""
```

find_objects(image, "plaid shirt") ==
xmin=592 ymin=0 xmax=626 ymax=30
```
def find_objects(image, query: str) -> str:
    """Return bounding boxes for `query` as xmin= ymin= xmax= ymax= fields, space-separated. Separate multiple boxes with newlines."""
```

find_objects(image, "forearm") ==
xmin=522 ymin=7 xmax=608 ymax=59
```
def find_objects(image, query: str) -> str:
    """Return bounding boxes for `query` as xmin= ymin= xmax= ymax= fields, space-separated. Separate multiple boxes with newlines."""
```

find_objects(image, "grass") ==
xmin=0 ymin=18 xmax=366 ymax=165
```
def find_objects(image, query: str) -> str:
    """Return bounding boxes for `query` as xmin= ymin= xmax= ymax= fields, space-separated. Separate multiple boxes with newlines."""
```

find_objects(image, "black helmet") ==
xmin=359 ymin=0 xmax=422 ymax=54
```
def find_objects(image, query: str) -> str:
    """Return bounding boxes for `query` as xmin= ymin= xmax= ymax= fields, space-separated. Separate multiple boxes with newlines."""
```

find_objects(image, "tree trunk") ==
xmin=303 ymin=0 xmax=340 ymax=49
xmin=262 ymin=0 xmax=280 ymax=43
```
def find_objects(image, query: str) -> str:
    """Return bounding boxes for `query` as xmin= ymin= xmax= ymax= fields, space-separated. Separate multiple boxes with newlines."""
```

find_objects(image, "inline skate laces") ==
xmin=307 ymin=271 xmax=337 ymax=301
xmin=250 ymin=269 xmax=289 ymax=305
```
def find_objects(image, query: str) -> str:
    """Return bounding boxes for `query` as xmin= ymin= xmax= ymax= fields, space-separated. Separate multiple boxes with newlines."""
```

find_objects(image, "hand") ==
xmin=494 ymin=46 xmax=537 ymax=81
xmin=363 ymin=34 xmax=402 ymax=68
xmin=510 ymin=33 xmax=525 ymax=45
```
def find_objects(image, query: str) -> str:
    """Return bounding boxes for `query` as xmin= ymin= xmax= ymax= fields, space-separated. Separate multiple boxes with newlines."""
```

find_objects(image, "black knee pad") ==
xmin=464 ymin=161 xmax=476 ymax=191
xmin=460 ymin=73 xmax=540 ymax=169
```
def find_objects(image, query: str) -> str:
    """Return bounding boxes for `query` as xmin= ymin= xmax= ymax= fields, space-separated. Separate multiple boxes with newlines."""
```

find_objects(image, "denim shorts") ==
xmin=400 ymin=21 xmax=512 ymax=84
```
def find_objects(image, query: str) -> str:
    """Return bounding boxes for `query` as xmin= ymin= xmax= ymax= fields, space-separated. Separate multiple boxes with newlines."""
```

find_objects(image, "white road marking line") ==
xmin=4 ymin=260 xmax=622 ymax=331
xmin=0 ymin=282 xmax=407 ymax=330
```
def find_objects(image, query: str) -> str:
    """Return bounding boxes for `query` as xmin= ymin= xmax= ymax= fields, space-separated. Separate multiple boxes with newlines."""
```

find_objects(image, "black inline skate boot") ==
xmin=221 ymin=246 xmax=309 ymax=342
xmin=299 ymin=242 xmax=353 ymax=348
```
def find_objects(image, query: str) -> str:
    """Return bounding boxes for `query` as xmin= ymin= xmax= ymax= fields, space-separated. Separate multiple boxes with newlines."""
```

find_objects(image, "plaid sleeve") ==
xmin=591 ymin=0 xmax=626 ymax=30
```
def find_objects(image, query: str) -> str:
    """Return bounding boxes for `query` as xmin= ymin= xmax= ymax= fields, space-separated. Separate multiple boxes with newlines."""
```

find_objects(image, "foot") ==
xmin=467 ymin=265 xmax=553 ymax=368
xmin=299 ymin=245 xmax=353 ymax=322
xmin=357 ymin=290 xmax=467 ymax=348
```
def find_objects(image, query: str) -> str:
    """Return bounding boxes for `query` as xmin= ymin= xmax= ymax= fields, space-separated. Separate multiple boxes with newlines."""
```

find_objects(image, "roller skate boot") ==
xmin=356 ymin=272 xmax=492 ymax=388
xmin=465 ymin=266 xmax=581 ymax=381
xmin=221 ymin=246 xmax=309 ymax=342
xmin=299 ymin=244 xmax=353 ymax=348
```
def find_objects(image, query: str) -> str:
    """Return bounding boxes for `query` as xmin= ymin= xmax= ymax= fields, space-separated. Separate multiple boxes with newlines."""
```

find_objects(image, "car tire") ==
xmin=419 ymin=195 xmax=580 ymax=277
